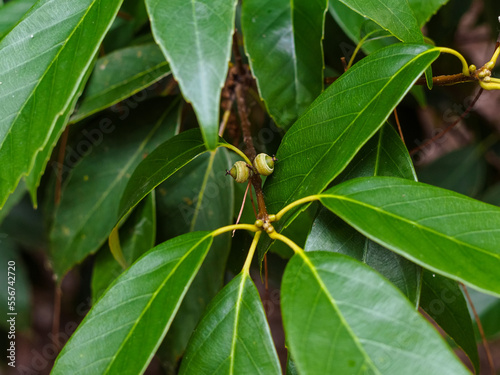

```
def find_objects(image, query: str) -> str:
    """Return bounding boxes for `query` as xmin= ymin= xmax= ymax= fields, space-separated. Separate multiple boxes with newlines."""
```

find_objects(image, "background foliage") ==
xmin=1 ymin=0 xmax=500 ymax=374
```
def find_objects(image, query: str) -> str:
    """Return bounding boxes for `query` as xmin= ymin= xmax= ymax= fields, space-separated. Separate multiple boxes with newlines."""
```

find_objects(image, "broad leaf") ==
xmin=91 ymin=192 xmax=156 ymax=302
xmin=281 ymin=251 xmax=469 ymax=374
xmin=340 ymin=0 xmax=423 ymax=43
xmin=0 ymin=180 xmax=25 ymax=226
xmin=420 ymin=272 xmax=479 ymax=373
xmin=408 ymin=0 xmax=450 ymax=27
xmin=157 ymin=149 xmax=234 ymax=370
xmin=52 ymin=232 xmax=213 ymax=375
xmin=263 ymin=44 xmax=439 ymax=227
xmin=145 ymin=0 xmax=237 ymax=150
xmin=118 ymin=128 xmax=210 ymax=224
xmin=50 ymin=101 xmax=178 ymax=279
xmin=241 ymin=0 xmax=328 ymax=128
xmin=418 ymin=145 xmax=486 ymax=198
xmin=71 ymin=43 xmax=171 ymax=124
xmin=179 ymin=272 xmax=281 ymax=375
xmin=0 ymin=0 xmax=35 ymax=39
xmin=305 ymin=125 xmax=421 ymax=304
xmin=0 ymin=0 xmax=124 ymax=208
xmin=320 ymin=177 xmax=500 ymax=297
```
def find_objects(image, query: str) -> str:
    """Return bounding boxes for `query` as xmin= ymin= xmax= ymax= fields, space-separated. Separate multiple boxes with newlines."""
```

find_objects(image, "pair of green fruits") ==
xmin=227 ymin=153 xmax=276 ymax=183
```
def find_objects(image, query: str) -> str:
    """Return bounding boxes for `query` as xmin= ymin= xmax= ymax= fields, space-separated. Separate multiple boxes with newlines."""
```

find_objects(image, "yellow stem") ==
xmin=479 ymin=78 xmax=500 ymax=91
xmin=347 ymin=30 xmax=379 ymax=70
xmin=436 ymin=47 xmax=470 ymax=76
xmin=211 ymin=223 xmax=259 ymax=237
xmin=489 ymin=45 xmax=500 ymax=66
xmin=242 ymin=231 xmax=262 ymax=273
xmin=219 ymin=109 xmax=231 ymax=137
xmin=268 ymin=231 xmax=304 ymax=254
xmin=219 ymin=143 xmax=252 ymax=165
xmin=275 ymin=195 xmax=321 ymax=221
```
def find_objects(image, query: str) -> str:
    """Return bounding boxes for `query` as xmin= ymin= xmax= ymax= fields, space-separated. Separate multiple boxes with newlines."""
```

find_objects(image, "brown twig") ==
xmin=410 ymin=88 xmax=483 ymax=156
xmin=232 ymin=32 xmax=269 ymax=220
xmin=415 ymin=73 xmax=477 ymax=86
xmin=393 ymin=107 xmax=405 ymax=145
xmin=461 ymin=283 xmax=495 ymax=375
xmin=55 ymin=126 xmax=70 ymax=205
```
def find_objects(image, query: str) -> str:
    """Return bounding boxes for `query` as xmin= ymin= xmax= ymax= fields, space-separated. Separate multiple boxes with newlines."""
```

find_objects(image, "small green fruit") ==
xmin=253 ymin=153 xmax=275 ymax=176
xmin=227 ymin=161 xmax=252 ymax=183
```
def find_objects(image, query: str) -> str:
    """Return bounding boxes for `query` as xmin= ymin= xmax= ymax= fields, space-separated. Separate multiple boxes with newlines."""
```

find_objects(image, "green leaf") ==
xmin=467 ymin=289 xmax=500 ymax=339
xmin=281 ymin=251 xmax=469 ymax=374
xmin=340 ymin=0 xmax=423 ymax=43
xmin=70 ymin=43 xmax=171 ymax=124
xmin=305 ymin=125 xmax=421 ymax=304
xmin=52 ymin=231 xmax=213 ymax=375
xmin=0 ymin=181 xmax=25 ymax=226
xmin=263 ymin=44 xmax=439 ymax=225
xmin=408 ymin=0 xmax=450 ymax=27
xmin=118 ymin=128 xmax=221 ymax=225
xmin=50 ymin=101 xmax=178 ymax=279
xmin=145 ymin=0 xmax=237 ymax=150
xmin=420 ymin=271 xmax=479 ymax=373
xmin=320 ymin=176 xmax=500 ymax=297
xmin=156 ymin=149 xmax=234 ymax=370
xmin=417 ymin=145 xmax=486 ymax=198
xmin=91 ymin=192 xmax=156 ymax=302
xmin=0 ymin=0 xmax=124 ymax=208
xmin=241 ymin=0 xmax=328 ymax=128
xmin=179 ymin=272 xmax=281 ymax=375
xmin=0 ymin=0 xmax=35 ymax=39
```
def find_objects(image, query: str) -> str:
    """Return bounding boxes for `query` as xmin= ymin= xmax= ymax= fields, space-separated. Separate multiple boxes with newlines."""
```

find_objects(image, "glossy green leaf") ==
xmin=418 ymin=145 xmax=486 ymax=198
xmin=71 ymin=43 xmax=171 ymax=124
xmin=241 ymin=0 xmax=328 ymax=128
xmin=305 ymin=125 xmax=421 ymax=304
xmin=340 ymin=0 xmax=423 ymax=43
xmin=320 ymin=177 xmax=500 ymax=297
xmin=0 ymin=180 xmax=25 ymax=226
xmin=281 ymin=251 xmax=469 ymax=374
xmin=420 ymin=271 xmax=479 ymax=372
xmin=264 ymin=44 xmax=439 ymax=224
xmin=51 ymin=101 xmax=178 ymax=279
xmin=157 ymin=149 xmax=234 ymax=370
xmin=145 ymin=0 xmax=237 ymax=150
xmin=0 ymin=0 xmax=35 ymax=39
xmin=91 ymin=192 xmax=156 ymax=302
xmin=52 ymin=231 xmax=213 ymax=375
xmin=25 ymin=56 xmax=95 ymax=205
xmin=118 ymin=128 xmax=211 ymax=225
xmin=0 ymin=0 xmax=124 ymax=208
xmin=179 ymin=272 xmax=281 ymax=374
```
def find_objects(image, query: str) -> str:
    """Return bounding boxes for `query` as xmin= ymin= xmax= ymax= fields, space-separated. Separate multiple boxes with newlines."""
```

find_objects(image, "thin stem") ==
xmin=242 ymin=231 xmax=262 ymax=273
xmin=393 ymin=108 xmax=405 ymax=145
xmin=268 ymin=231 xmax=303 ymax=254
xmin=233 ymin=181 xmax=252 ymax=237
xmin=275 ymin=195 xmax=321 ymax=221
xmin=415 ymin=73 xmax=476 ymax=86
xmin=436 ymin=47 xmax=470 ymax=76
xmin=347 ymin=30 xmax=379 ymax=70
xmin=219 ymin=108 xmax=232 ymax=136
xmin=461 ymin=284 xmax=495 ymax=375
xmin=212 ymin=224 xmax=259 ymax=237
xmin=219 ymin=143 xmax=252 ymax=165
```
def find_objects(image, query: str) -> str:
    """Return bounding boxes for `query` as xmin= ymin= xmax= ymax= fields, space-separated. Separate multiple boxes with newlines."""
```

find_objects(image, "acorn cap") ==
xmin=253 ymin=153 xmax=274 ymax=176
xmin=228 ymin=161 xmax=251 ymax=183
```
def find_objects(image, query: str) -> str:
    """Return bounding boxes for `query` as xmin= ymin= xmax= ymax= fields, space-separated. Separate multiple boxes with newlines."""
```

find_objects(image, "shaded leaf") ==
xmin=52 ymin=231 xmax=213 ymax=375
xmin=0 ymin=180 xmax=25 ymax=226
xmin=281 ymin=251 xmax=469 ymax=374
xmin=420 ymin=271 xmax=479 ymax=373
xmin=241 ymin=0 xmax=328 ymax=128
xmin=418 ymin=145 xmax=486 ymax=198
xmin=0 ymin=0 xmax=124 ymax=208
xmin=320 ymin=176 xmax=500 ymax=297
xmin=71 ymin=43 xmax=171 ymax=124
xmin=305 ymin=125 xmax=421 ymax=304
xmin=179 ymin=272 xmax=281 ymax=375
xmin=467 ymin=289 xmax=500 ymax=339
xmin=51 ymin=101 xmax=178 ymax=279
xmin=263 ymin=44 xmax=439 ymax=237
xmin=157 ymin=149 xmax=234 ymax=371
xmin=145 ymin=0 xmax=237 ymax=149
xmin=91 ymin=192 xmax=156 ymax=302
